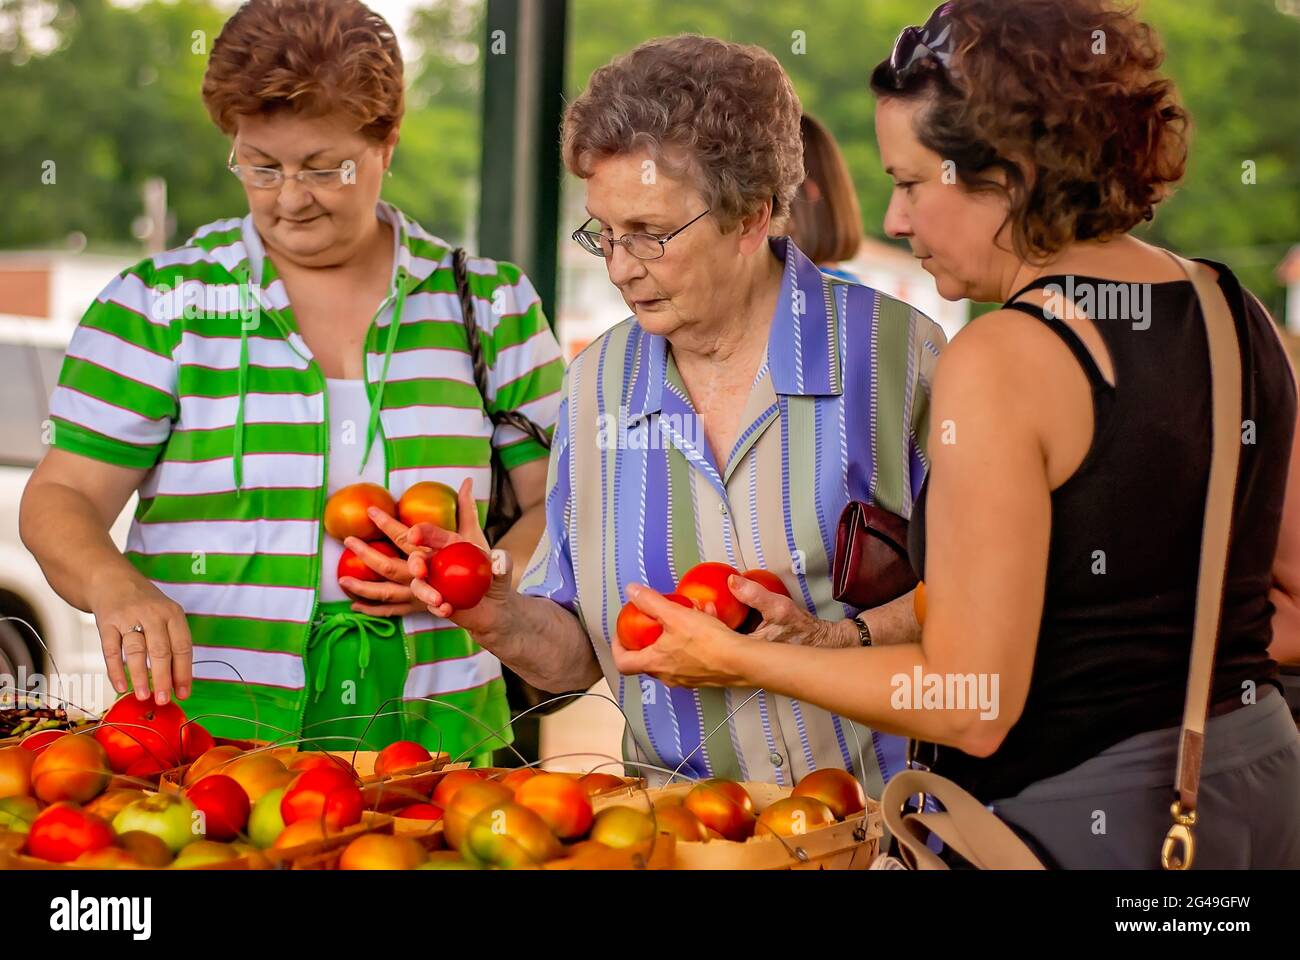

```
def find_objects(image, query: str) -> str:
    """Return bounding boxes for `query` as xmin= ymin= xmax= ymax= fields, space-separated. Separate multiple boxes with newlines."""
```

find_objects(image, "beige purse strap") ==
xmin=883 ymin=253 xmax=1243 ymax=871
xmin=1161 ymin=251 xmax=1243 ymax=869
xmin=882 ymin=770 xmax=1046 ymax=869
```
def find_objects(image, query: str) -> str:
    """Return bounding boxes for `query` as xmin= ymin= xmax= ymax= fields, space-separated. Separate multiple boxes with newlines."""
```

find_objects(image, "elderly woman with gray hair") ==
xmin=392 ymin=34 xmax=945 ymax=790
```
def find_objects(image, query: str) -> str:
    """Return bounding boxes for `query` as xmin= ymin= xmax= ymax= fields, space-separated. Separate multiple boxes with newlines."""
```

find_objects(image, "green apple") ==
xmin=248 ymin=785 xmax=287 ymax=849
xmin=113 ymin=793 xmax=200 ymax=853
xmin=0 ymin=796 xmax=40 ymax=833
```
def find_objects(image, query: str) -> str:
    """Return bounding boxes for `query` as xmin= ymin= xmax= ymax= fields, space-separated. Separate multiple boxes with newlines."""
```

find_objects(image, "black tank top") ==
xmin=908 ymin=259 xmax=1297 ymax=802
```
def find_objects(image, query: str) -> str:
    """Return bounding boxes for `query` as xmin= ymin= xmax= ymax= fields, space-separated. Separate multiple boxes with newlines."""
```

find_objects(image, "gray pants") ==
xmin=992 ymin=687 xmax=1300 ymax=869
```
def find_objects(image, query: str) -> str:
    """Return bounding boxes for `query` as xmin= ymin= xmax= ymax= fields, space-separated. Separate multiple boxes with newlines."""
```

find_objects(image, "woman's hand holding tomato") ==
xmin=611 ymin=570 xmax=856 ymax=687
xmin=610 ymin=583 xmax=758 ymax=688
xmin=404 ymin=480 xmax=513 ymax=633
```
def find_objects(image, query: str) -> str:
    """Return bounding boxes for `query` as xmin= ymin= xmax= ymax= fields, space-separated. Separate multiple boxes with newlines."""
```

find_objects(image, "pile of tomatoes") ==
xmin=335 ymin=765 xmax=867 ymax=870
xmin=616 ymin=561 xmax=792 ymax=650
xmin=325 ymin=481 xmax=493 ymax=611
xmin=0 ymin=704 xmax=446 ymax=867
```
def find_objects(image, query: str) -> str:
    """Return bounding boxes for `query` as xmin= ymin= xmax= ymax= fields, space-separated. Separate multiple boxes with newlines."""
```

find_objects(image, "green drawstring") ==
xmin=307 ymin=610 xmax=398 ymax=702
xmin=360 ymin=271 xmax=408 ymax=472
xmin=233 ymin=321 xmax=249 ymax=494
xmin=229 ymin=218 xmax=410 ymax=491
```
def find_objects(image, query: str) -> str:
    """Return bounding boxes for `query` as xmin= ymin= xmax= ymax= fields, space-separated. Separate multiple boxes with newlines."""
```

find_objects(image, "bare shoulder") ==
xmin=933 ymin=307 xmax=1079 ymax=399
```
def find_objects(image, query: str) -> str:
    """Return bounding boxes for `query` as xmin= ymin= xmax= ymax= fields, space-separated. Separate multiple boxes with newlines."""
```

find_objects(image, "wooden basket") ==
xmin=0 ymin=826 xmax=270 ymax=871
xmin=593 ymin=780 xmax=882 ymax=870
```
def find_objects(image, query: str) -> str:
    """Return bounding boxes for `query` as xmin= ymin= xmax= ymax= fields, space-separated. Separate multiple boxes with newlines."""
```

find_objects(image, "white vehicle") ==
xmin=1 ymin=253 xmax=133 ymax=714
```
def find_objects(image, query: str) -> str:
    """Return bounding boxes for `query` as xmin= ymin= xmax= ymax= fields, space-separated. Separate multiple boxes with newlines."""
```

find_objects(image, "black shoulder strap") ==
xmin=452 ymin=248 xmax=552 ymax=451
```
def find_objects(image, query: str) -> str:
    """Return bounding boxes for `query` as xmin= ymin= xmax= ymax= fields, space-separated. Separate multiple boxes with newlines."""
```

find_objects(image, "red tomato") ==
xmin=281 ymin=767 xmax=363 ymax=829
xmin=396 ymin=802 xmax=444 ymax=821
xmin=20 ymin=729 xmax=66 ymax=754
xmin=94 ymin=694 xmax=187 ymax=773
xmin=374 ymin=740 xmax=432 ymax=778
xmin=676 ymin=562 xmax=749 ymax=629
xmin=186 ymin=773 xmax=251 ymax=841
xmin=740 ymin=568 xmax=791 ymax=599
xmin=427 ymin=541 xmax=493 ymax=610
xmin=616 ymin=592 xmax=695 ymax=650
xmin=337 ymin=540 xmax=400 ymax=585
xmin=180 ymin=722 xmax=214 ymax=763
xmin=24 ymin=803 xmax=115 ymax=863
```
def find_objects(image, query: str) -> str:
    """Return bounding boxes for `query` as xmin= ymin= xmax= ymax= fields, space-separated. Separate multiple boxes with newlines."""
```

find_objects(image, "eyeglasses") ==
xmin=227 ymin=144 xmax=359 ymax=190
xmin=571 ymin=208 xmax=711 ymax=261
xmin=882 ymin=2 xmax=959 ymax=89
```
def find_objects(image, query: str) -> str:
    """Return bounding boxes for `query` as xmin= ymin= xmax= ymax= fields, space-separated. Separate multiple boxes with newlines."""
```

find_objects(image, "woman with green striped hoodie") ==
xmin=18 ymin=0 xmax=562 ymax=765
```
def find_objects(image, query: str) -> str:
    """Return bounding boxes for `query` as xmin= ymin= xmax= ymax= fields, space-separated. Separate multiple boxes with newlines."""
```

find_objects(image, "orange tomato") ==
xmin=431 ymin=769 xmax=485 ymax=808
xmin=0 ymin=746 xmax=35 ymax=798
xmin=755 ymin=796 xmax=836 ymax=837
xmin=576 ymin=772 xmax=626 ymax=796
xmin=183 ymin=745 xmax=242 ymax=786
xmin=651 ymin=804 xmax=709 ymax=842
xmin=30 ymin=733 xmax=111 ymax=804
xmin=683 ymin=779 xmax=756 ymax=841
xmin=223 ymin=753 xmax=293 ymax=804
xmin=589 ymin=806 xmax=656 ymax=849
xmin=397 ymin=481 xmax=458 ymax=532
xmin=914 ymin=580 xmax=927 ymax=627
xmin=323 ymin=483 xmax=396 ymax=542
xmin=339 ymin=833 xmax=428 ymax=870
xmin=790 ymin=768 xmax=866 ymax=819
xmin=443 ymin=780 xmax=513 ymax=851
xmin=513 ymin=773 xmax=594 ymax=839
xmin=463 ymin=802 xmax=561 ymax=868
xmin=496 ymin=767 xmax=541 ymax=794
xmin=616 ymin=592 xmax=695 ymax=650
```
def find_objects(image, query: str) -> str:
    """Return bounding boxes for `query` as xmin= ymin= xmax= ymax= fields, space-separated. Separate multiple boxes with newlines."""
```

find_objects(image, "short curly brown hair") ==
xmin=563 ymin=35 xmax=804 ymax=232
xmin=870 ymin=0 xmax=1189 ymax=261
xmin=202 ymin=0 xmax=404 ymax=142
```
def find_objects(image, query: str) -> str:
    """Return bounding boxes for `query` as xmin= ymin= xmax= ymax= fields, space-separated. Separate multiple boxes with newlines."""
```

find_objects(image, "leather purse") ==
xmin=831 ymin=501 xmax=919 ymax=609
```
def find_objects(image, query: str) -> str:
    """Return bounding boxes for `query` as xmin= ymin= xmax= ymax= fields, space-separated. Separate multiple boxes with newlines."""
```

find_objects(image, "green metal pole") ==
xmin=477 ymin=0 xmax=567 ymax=328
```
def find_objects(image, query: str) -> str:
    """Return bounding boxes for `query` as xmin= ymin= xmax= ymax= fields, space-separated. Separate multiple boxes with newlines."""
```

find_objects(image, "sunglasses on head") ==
xmin=883 ymin=2 xmax=959 ymax=89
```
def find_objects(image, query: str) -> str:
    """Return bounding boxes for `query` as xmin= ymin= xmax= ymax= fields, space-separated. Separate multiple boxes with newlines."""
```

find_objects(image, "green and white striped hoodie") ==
xmin=48 ymin=201 xmax=564 ymax=757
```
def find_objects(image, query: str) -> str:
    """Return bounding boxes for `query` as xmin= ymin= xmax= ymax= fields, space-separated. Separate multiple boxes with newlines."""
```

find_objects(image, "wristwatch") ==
xmin=852 ymin=615 xmax=873 ymax=647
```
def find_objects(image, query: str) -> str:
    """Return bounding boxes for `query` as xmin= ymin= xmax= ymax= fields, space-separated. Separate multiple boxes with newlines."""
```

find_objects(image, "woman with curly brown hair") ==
xmin=19 ymin=0 xmax=563 ymax=763
xmin=615 ymin=1 xmax=1299 ymax=868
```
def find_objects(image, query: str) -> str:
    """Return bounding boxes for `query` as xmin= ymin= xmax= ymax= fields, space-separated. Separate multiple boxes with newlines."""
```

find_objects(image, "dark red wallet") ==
xmin=831 ymin=501 xmax=918 ymax=609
